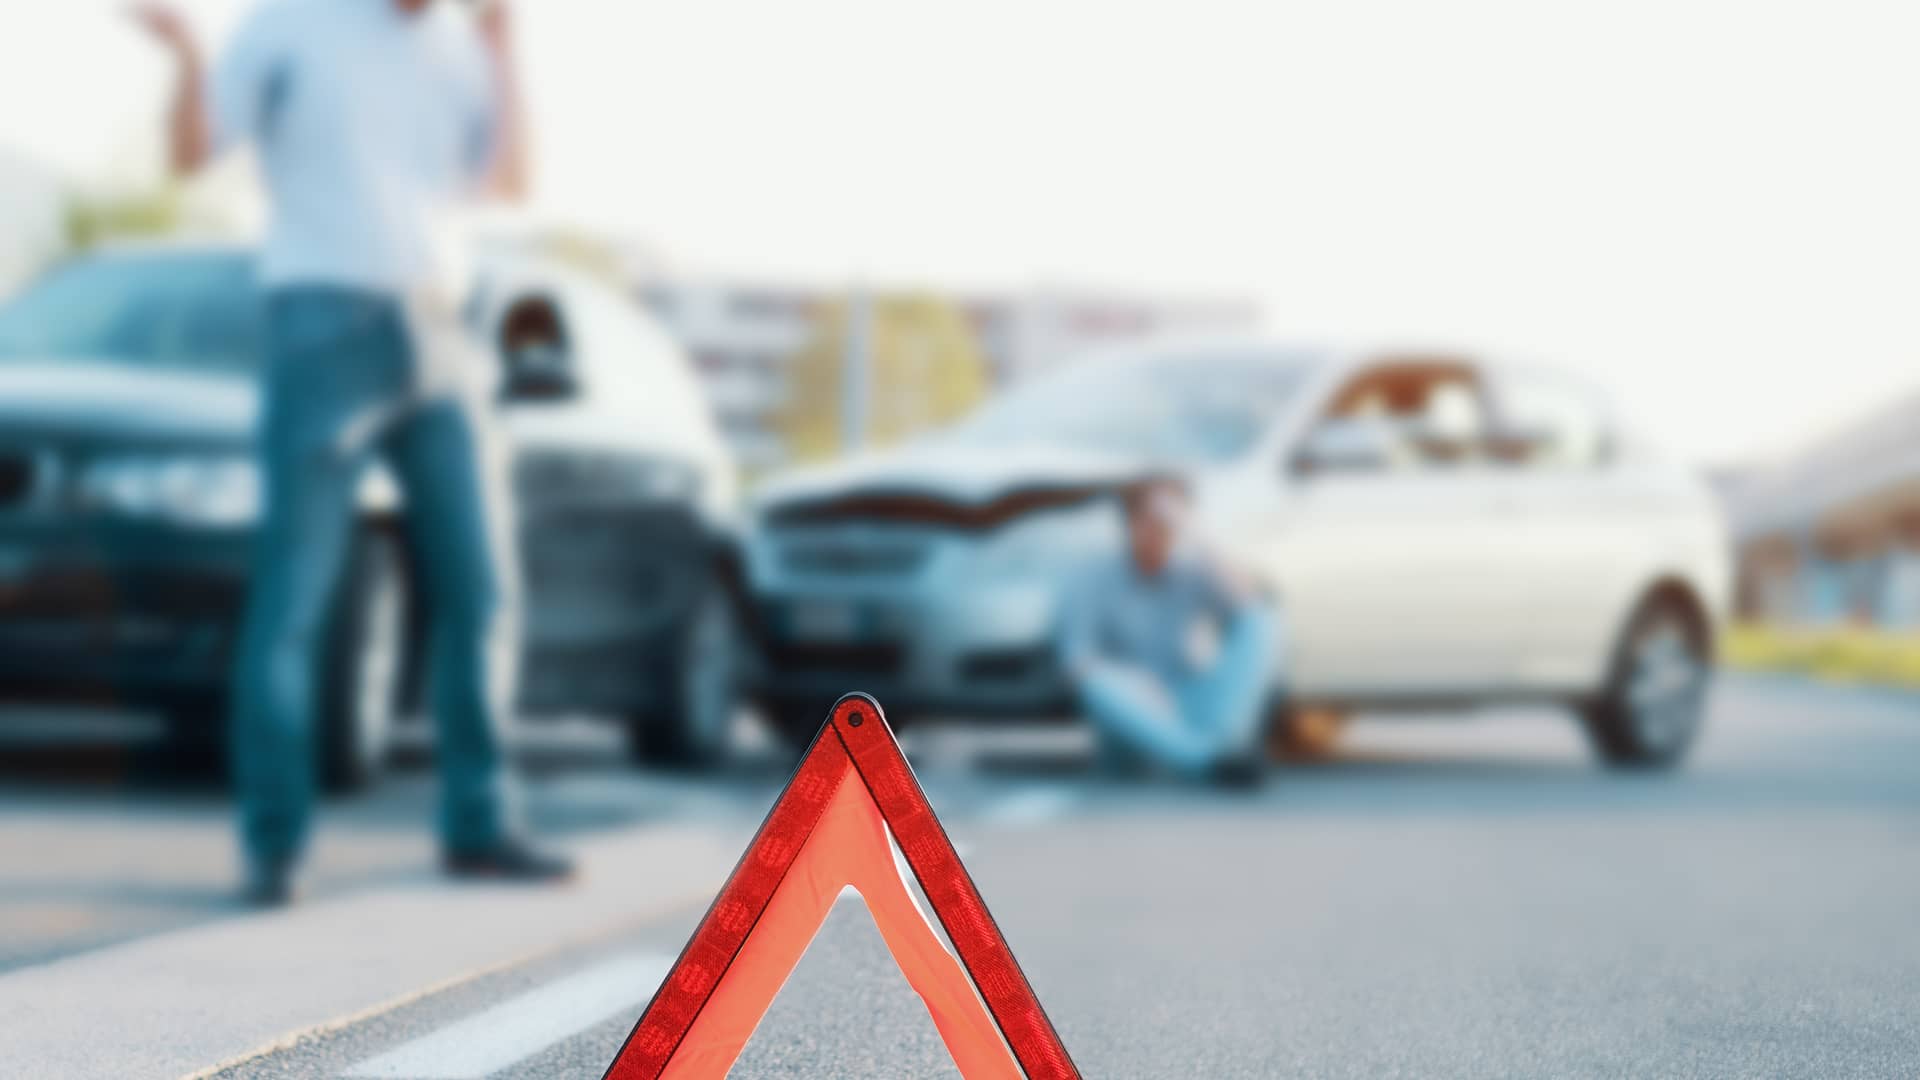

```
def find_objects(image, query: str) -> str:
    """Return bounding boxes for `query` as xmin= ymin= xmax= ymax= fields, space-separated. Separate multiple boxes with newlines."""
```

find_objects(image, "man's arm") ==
xmin=475 ymin=2 xmax=529 ymax=201
xmin=1193 ymin=542 xmax=1263 ymax=616
xmin=128 ymin=3 xmax=213 ymax=177
xmin=1057 ymin=566 xmax=1105 ymax=679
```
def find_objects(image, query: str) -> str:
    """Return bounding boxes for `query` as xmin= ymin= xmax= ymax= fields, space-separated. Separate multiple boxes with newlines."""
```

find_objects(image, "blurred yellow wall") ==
xmin=778 ymin=293 xmax=990 ymax=462
xmin=1723 ymin=623 xmax=1920 ymax=688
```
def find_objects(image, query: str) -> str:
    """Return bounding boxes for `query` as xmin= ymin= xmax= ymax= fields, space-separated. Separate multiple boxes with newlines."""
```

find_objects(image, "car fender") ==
xmin=1586 ymin=564 xmax=1723 ymax=692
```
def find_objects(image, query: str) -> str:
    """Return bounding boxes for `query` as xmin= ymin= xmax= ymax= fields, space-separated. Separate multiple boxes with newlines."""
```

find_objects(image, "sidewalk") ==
xmin=0 ymin=716 xmax=770 ymax=973
xmin=0 ymin=795 xmax=428 ymax=971
xmin=0 ymin=818 xmax=742 ymax=1079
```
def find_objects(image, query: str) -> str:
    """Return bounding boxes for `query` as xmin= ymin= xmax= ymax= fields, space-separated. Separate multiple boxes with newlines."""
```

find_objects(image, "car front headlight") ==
xmin=971 ymin=505 xmax=1123 ymax=579
xmin=77 ymin=454 xmax=262 ymax=528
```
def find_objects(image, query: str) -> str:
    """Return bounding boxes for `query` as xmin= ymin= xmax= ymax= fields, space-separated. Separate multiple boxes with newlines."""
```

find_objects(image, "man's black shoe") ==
xmin=443 ymin=839 xmax=575 ymax=883
xmin=242 ymin=858 xmax=296 ymax=908
xmin=1208 ymin=752 xmax=1267 ymax=790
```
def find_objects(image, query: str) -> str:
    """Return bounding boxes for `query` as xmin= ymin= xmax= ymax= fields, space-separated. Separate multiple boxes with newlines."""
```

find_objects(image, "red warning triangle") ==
xmin=602 ymin=693 xmax=1080 ymax=1080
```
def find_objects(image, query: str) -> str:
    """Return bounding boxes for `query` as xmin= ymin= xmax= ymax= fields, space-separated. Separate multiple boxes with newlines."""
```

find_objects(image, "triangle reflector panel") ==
xmin=602 ymin=693 xmax=1080 ymax=1080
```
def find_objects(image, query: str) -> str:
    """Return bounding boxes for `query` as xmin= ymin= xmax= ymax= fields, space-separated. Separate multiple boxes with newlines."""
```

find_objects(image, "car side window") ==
xmin=1493 ymin=370 xmax=1613 ymax=468
xmin=1296 ymin=362 xmax=1495 ymax=475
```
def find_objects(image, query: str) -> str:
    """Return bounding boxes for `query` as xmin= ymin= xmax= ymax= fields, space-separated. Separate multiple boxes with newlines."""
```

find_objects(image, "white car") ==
xmin=744 ymin=344 xmax=1730 ymax=767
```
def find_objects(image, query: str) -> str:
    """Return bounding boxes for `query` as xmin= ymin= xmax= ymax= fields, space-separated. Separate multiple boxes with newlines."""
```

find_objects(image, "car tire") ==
xmin=317 ymin=528 xmax=409 ymax=793
xmin=758 ymin=697 xmax=834 ymax=754
xmin=159 ymin=693 xmax=231 ymax=781
xmin=1582 ymin=594 xmax=1710 ymax=769
xmin=626 ymin=583 xmax=739 ymax=770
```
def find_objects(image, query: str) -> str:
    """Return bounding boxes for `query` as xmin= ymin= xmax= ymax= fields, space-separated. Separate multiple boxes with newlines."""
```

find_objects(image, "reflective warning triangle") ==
xmin=602 ymin=693 xmax=1080 ymax=1080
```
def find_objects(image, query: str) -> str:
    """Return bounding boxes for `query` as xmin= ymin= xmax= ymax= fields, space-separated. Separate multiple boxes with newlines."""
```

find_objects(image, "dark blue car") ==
xmin=0 ymin=245 xmax=743 ymax=787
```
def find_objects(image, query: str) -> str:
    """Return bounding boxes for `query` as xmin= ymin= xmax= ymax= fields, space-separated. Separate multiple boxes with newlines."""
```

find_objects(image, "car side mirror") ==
xmin=1291 ymin=418 xmax=1396 ymax=478
xmin=502 ymin=343 xmax=578 ymax=403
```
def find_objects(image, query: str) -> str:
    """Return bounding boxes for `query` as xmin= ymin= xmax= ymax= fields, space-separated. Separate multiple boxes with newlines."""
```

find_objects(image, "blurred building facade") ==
xmin=0 ymin=150 xmax=66 ymax=297
xmin=1722 ymin=389 xmax=1920 ymax=629
xmin=638 ymin=280 xmax=1257 ymax=473
xmin=773 ymin=292 xmax=993 ymax=465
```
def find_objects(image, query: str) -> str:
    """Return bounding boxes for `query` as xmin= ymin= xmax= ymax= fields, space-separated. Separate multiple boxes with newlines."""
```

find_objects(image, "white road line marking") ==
xmin=977 ymin=786 xmax=1080 ymax=828
xmin=342 ymin=950 xmax=672 ymax=1079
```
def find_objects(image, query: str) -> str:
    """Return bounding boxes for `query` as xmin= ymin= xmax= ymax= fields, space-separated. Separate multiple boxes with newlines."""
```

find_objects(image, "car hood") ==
xmin=0 ymin=361 xmax=256 ymax=445
xmin=755 ymin=440 xmax=1160 ymax=520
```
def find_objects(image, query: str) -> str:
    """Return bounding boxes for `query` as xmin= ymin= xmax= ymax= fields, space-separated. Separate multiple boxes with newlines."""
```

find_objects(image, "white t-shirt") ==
xmin=209 ymin=0 xmax=498 ymax=295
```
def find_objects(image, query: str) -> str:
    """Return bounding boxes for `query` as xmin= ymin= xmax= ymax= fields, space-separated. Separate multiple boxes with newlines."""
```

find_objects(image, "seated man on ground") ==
xmin=1058 ymin=476 xmax=1281 ymax=786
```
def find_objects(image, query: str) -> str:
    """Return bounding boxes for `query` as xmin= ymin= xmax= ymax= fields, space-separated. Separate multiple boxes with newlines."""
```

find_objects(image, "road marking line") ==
xmin=977 ymin=786 xmax=1080 ymax=828
xmin=342 ymin=950 xmax=673 ymax=1079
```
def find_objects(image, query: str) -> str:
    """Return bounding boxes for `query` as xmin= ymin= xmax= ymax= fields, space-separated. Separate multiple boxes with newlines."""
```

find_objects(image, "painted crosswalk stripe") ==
xmin=342 ymin=951 xmax=672 ymax=1079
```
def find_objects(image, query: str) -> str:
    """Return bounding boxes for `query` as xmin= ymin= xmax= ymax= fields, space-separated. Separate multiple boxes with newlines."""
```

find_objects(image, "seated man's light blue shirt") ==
xmin=1059 ymin=550 xmax=1249 ymax=686
xmin=208 ymin=0 xmax=498 ymax=294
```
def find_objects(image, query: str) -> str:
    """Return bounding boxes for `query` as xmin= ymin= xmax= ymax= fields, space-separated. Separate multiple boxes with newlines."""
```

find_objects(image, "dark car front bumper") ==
xmin=0 ymin=521 xmax=251 ymax=708
xmin=0 ymin=501 xmax=728 ymax=719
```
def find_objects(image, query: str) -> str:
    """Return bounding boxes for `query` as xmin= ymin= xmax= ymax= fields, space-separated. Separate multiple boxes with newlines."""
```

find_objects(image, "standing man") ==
xmin=1059 ymin=476 xmax=1280 ymax=786
xmin=130 ymin=0 xmax=569 ymax=905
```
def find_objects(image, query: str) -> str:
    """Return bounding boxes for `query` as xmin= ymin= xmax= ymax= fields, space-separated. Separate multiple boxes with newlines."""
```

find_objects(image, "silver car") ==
xmin=745 ymin=343 xmax=1728 ymax=766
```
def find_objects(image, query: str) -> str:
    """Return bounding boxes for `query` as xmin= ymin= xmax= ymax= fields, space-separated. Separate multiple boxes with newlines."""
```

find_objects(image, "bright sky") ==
xmin=5 ymin=0 xmax=1916 ymax=467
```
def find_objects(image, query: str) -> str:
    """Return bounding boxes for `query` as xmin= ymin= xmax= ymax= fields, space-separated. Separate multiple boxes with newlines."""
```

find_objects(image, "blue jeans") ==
xmin=233 ymin=287 xmax=522 ymax=864
xmin=1072 ymin=609 xmax=1279 ymax=777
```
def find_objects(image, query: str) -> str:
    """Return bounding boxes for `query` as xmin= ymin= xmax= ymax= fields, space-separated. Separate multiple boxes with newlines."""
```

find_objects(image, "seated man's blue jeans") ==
xmin=1071 ymin=609 xmax=1278 ymax=777
xmin=232 ymin=287 xmax=522 ymax=865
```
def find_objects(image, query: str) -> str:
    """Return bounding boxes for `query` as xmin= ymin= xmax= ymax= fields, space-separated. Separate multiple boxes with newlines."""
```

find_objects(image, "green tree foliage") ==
xmin=62 ymin=188 xmax=182 ymax=253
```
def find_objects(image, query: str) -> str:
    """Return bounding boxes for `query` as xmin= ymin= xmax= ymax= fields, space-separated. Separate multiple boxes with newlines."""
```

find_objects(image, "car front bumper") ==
xmin=0 ymin=503 xmax=729 ymax=718
xmin=747 ymin=576 xmax=1076 ymax=719
xmin=0 ymin=523 xmax=251 ymax=705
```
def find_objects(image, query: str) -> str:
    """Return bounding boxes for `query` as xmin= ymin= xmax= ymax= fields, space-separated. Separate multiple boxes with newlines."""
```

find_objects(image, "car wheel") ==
xmin=160 ymin=692 xmax=231 ymax=781
xmin=627 ymin=584 xmax=738 ymax=770
xmin=318 ymin=528 xmax=408 ymax=793
xmin=758 ymin=697 xmax=833 ymax=754
xmin=1583 ymin=596 xmax=1710 ymax=769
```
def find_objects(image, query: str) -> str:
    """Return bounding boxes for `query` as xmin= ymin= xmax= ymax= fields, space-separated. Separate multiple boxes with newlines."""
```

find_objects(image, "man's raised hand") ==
xmin=127 ymin=2 xmax=198 ymax=57
xmin=127 ymin=2 xmax=212 ymax=176
xmin=475 ymin=0 xmax=513 ymax=55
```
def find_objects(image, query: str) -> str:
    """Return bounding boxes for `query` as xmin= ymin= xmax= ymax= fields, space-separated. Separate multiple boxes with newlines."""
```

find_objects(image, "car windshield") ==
xmin=945 ymin=351 xmax=1308 ymax=463
xmin=0 ymin=252 xmax=261 ymax=373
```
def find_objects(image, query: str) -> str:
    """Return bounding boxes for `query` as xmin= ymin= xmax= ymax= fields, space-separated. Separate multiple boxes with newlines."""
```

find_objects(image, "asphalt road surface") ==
xmin=3 ymin=674 xmax=1918 ymax=1078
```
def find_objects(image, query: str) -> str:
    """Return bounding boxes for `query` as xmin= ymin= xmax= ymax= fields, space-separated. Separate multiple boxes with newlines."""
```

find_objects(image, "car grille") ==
xmin=513 ymin=449 xmax=694 ymax=508
xmin=779 ymin=538 xmax=930 ymax=577
xmin=0 ymin=451 xmax=36 ymax=511
xmin=956 ymin=645 xmax=1057 ymax=684
xmin=517 ymin=505 xmax=705 ymax=641
xmin=764 ymin=640 xmax=906 ymax=677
